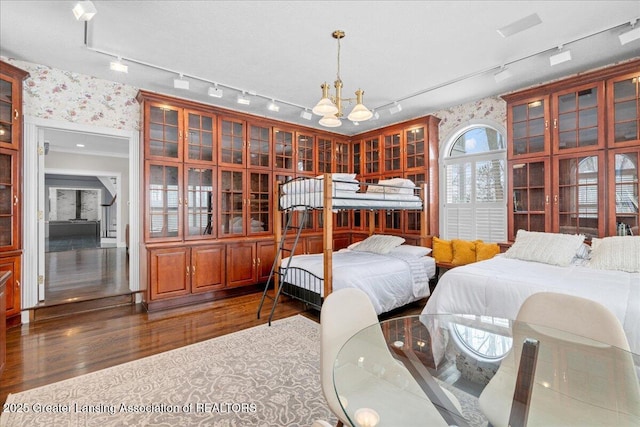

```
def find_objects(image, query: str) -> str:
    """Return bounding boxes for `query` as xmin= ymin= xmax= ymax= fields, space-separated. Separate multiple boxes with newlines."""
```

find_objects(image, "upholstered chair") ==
xmin=479 ymin=292 xmax=640 ymax=426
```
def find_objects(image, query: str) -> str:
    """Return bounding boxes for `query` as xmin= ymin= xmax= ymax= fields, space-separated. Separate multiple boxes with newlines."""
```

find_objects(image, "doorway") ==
xmin=22 ymin=117 xmax=140 ymax=320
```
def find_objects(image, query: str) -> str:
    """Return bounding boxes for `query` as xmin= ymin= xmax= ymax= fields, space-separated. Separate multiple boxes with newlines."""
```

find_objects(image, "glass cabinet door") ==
xmin=219 ymin=118 xmax=245 ymax=166
xmin=363 ymin=137 xmax=380 ymax=176
xmin=405 ymin=126 xmax=426 ymax=171
xmin=147 ymin=104 xmax=181 ymax=160
xmin=0 ymin=78 xmax=17 ymax=149
xmin=296 ymin=133 xmax=315 ymax=174
xmin=0 ymin=149 xmax=18 ymax=250
xmin=334 ymin=140 xmax=350 ymax=173
xmin=147 ymin=162 xmax=181 ymax=240
xmin=249 ymin=124 xmax=271 ymax=169
xmin=608 ymin=72 xmax=640 ymax=147
xmin=609 ymin=149 xmax=639 ymax=236
xmin=219 ymin=169 xmax=244 ymax=236
xmin=508 ymin=96 xmax=550 ymax=158
xmin=383 ymin=132 xmax=402 ymax=172
xmin=273 ymin=128 xmax=293 ymax=171
xmin=248 ymin=171 xmax=270 ymax=235
xmin=185 ymin=166 xmax=215 ymax=239
xmin=317 ymin=137 xmax=332 ymax=173
xmin=553 ymin=82 xmax=605 ymax=153
xmin=185 ymin=110 xmax=215 ymax=163
xmin=509 ymin=159 xmax=550 ymax=241
xmin=554 ymin=153 xmax=604 ymax=239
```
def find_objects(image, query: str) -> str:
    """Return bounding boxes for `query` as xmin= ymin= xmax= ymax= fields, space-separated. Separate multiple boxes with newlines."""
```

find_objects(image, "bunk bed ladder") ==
xmin=256 ymin=209 xmax=309 ymax=325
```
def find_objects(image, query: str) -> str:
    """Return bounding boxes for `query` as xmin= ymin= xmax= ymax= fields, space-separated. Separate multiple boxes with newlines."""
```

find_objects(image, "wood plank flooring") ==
xmin=0 ymin=291 xmax=427 ymax=407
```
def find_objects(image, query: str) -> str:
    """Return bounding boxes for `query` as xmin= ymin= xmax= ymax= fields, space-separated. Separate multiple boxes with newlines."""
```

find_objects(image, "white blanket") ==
xmin=282 ymin=249 xmax=435 ymax=314
xmin=422 ymin=255 xmax=640 ymax=354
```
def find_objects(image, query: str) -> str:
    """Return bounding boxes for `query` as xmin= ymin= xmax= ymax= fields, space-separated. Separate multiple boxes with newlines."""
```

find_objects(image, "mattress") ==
xmin=281 ymin=249 xmax=435 ymax=314
xmin=280 ymin=190 xmax=423 ymax=210
xmin=422 ymin=255 xmax=640 ymax=354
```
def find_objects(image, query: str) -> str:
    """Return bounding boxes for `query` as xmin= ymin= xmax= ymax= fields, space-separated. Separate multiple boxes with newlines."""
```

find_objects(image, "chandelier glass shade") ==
xmin=312 ymin=30 xmax=373 ymax=127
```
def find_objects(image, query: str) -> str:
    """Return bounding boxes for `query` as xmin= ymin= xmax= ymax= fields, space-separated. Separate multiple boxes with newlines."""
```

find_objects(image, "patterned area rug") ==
xmin=1 ymin=315 xmax=336 ymax=427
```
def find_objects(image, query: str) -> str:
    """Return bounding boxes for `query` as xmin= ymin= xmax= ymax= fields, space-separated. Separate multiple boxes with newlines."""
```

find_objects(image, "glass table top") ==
xmin=333 ymin=314 xmax=640 ymax=427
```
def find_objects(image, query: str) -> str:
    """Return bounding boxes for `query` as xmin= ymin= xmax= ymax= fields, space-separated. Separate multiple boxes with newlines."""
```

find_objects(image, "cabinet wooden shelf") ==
xmin=0 ymin=60 xmax=28 ymax=327
xmin=504 ymin=58 xmax=640 ymax=241
xmin=137 ymin=90 xmax=440 ymax=311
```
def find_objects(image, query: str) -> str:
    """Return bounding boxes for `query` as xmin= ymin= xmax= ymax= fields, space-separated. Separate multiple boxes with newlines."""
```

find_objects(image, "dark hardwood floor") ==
xmin=43 ymin=247 xmax=130 ymax=306
xmin=1 ymin=290 xmax=427 ymax=408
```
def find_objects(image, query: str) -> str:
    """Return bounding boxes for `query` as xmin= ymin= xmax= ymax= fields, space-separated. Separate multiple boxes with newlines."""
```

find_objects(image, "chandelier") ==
xmin=312 ymin=30 xmax=373 ymax=127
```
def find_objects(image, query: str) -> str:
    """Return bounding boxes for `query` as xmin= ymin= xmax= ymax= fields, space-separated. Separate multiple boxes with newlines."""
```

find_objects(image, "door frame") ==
xmin=23 ymin=116 xmax=141 ymax=323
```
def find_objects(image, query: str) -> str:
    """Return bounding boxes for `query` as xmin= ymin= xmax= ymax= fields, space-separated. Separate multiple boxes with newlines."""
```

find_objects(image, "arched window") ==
xmin=442 ymin=123 xmax=507 ymax=241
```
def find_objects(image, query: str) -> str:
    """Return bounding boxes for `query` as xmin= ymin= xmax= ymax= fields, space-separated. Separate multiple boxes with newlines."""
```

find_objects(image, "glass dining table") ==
xmin=333 ymin=314 xmax=640 ymax=427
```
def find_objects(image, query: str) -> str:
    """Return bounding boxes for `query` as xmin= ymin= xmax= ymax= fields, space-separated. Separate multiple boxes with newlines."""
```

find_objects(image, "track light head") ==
xmin=72 ymin=1 xmax=97 ymax=21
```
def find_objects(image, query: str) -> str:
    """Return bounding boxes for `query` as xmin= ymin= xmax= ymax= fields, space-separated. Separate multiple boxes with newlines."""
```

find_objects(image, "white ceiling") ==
xmin=1 ymin=0 xmax=639 ymax=153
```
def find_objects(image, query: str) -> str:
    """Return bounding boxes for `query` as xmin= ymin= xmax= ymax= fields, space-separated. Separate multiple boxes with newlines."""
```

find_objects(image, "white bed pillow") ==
xmin=588 ymin=236 xmax=640 ymax=272
xmin=389 ymin=244 xmax=432 ymax=258
xmin=366 ymin=178 xmax=416 ymax=195
xmin=503 ymin=230 xmax=585 ymax=267
xmin=351 ymin=234 xmax=405 ymax=254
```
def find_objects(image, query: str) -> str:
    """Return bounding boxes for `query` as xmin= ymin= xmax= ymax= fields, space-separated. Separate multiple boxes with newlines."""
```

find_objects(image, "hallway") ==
xmin=41 ymin=247 xmax=130 ymax=307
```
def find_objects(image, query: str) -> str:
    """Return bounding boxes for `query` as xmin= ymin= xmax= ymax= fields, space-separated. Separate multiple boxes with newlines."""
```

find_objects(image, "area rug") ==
xmin=0 ymin=315 xmax=337 ymax=427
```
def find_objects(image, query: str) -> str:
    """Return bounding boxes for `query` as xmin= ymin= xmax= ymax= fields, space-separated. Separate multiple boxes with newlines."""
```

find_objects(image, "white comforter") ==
xmin=422 ymin=255 xmax=640 ymax=354
xmin=282 ymin=249 xmax=435 ymax=314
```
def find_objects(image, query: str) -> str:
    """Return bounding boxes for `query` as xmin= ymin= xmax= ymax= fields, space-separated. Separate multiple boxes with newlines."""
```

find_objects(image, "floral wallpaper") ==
xmin=6 ymin=58 xmax=140 ymax=131
xmin=435 ymin=96 xmax=507 ymax=150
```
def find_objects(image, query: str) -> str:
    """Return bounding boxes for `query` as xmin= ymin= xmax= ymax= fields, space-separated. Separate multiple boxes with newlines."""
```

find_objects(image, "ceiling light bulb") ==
xmin=109 ymin=58 xmax=128 ymax=73
xmin=72 ymin=0 xmax=97 ymax=21
xmin=267 ymin=100 xmax=280 ymax=112
xmin=208 ymin=85 xmax=223 ymax=98
xmin=319 ymin=114 xmax=341 ymax=127
xmin=619 ymin=24 xmax=640 ymax=45
xmin=237 ymin=92 xmax=251 ymax=105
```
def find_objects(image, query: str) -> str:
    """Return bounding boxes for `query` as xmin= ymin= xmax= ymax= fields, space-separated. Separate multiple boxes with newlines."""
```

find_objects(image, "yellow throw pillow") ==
xmin=451 ymin=239 xmax=478 ymax=266
xmin=432 ymin=237 xmax=453 ymax=263
xmin=476 ymin=242 xmax=501 ymax=261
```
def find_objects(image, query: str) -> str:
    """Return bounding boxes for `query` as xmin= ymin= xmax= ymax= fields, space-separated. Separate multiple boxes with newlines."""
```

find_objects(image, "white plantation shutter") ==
xmin=442 ymin=124 xmax=507 ymax=242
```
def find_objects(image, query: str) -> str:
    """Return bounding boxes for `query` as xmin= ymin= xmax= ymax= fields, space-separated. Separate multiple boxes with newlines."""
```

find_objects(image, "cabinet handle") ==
xmin=554 ymin=194 xmax=558 ymax=204
xmin=257 ymin=258 xmax=261 ymax=266
xmin=545 ymin=120 xmax=549 ymax=130
xmin=192 ymin=265 xmax=196 ymax=275
xmin=252 ymin=258 xmax=256 ymax=267
xmin=186 ymin=266 xmax=190 ymax=276
xmin=16 ymin=280 xmax=20 ymax=288
xmin=553 ymin=119 xmax=557 ymax=129
xmin=14 ymin=109 xmax=19 ymax=120
xmin=184 ymin=198 xmax=188 ymax=206
xmin=545 ymin=195 xmax=549 ymax=204
xmin=14 ymin=195 xmax=18 ymax=205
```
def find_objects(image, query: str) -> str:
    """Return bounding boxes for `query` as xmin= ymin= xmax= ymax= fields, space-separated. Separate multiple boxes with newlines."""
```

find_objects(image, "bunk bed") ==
xmin=258 ymin=173 xmax=435 ymax=323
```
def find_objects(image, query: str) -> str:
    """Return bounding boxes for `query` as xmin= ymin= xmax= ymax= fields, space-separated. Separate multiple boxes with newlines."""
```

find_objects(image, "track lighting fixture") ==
xmin=237 ymin=92 xmax=251 ymax=105
xmin=549 ymin=46 xmax=572 ymax=66
xmin=267 ymin=100 xmax=280 ymax=112
xmin=389 ymin=102 xmax=403 ymax=115
xmin=109 ymin=57 xmax=128 ymax=73
xmin=72 ymin=0 xmax=97 ymax=21
xmin=494 ymin=66 xmax=513 ymax=83
xmin=207 ymin=84 xmax=223 ymax=98
xmin=173 ymin=74 xmax=189 ymax=90
xmin=619 ymin=20 xmax=640 ymax=45
xmin=300 ymin=110 xmax=313 ymax=120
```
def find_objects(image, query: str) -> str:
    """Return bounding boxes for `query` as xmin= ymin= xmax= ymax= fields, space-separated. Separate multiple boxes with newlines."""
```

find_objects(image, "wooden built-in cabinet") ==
xmin=504 ymin=58 xmax=640 ymax=241
xmin=0 ymin=60 xmax=28 ymax=327
xmin=137 ymin=89 xmax=440 ymax=311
